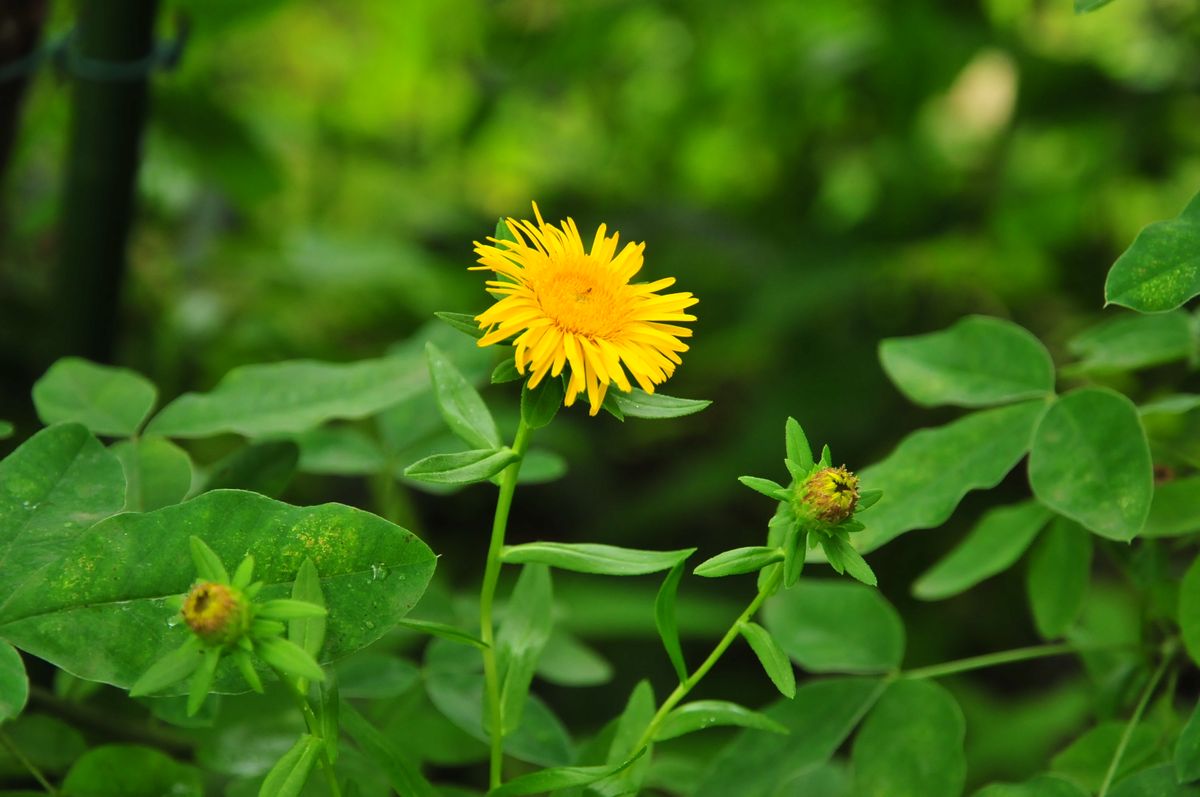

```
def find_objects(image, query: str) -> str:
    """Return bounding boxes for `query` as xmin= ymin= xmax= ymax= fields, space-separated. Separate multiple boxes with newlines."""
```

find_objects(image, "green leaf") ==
xmin=404 ymin=448 xmax=519 ymax=485
xmin=0 ymin=423 xmax=125 ymax=607
xmin=189 ymin=536 xmax=229 ymax=582
xmin=492 ymin=360 xmax=522 ymax=384
xmin=202 ymin=441 xmax=299 ymax=497
xmin=846 ymin=401 xmax=1047 ymax=554
xmin=288 ymin=559 xmax=326 ymax=659
xmin=1067 ymin=311 xmax=1195 ymax=373
xmin=1029 ymin=388 xmax=1152 ymax=541
xmin=1026 ymin=517 xmax=1092 ymax=639
xmin=521 ymin=378 xmax=564 ymax=430
xmin=785 ymin=417 xmax=813 ymax=470
xmin=501 ymin=542 xmax=694 ymax=576
xmin=655 ymin=560 xmax=688 ymax=681
xmin=590 ymin=679 xmax=655 ymax=797
xmin=435 ymin=311 xmax=485 ymax=340
xmin=535 ymin=630 xmax=612 ymax=687
xmin=611 ymin=389 xmax=711 ymax=419
xmin=852 ymin=679 xmax=966 ymax=797
xmin=0 ymin=490 xmax=436 ymax=691
xmin=0 ymin=641 xmax=27 ymax=721
xmin=694 ymin=678 xmax=885 ymax=797
xmin=341 ymin=703 xmax=439 ymax=797
xmin=129 ymin=639 xmax=203 ymax=697
xmin=332 ymin=653 xmax=418 ymax=700
xmin=294 ymin=427 xmax=384 ymax=476
xmin=1177 ymin=700 xmax=1200 ymax=784
xmin=913 ymin=501 xmax=1051 ymax=601
xmin=763 ymin=579 xmax=904 ymax=673
xmin=1108 ymin=764 xmax=1200 ymax=797
xmin=739 ymin=621 xmax=796 ymax=699
xmin=259 ymin=735 xmax=321 ymax=797
xmin=62 ymin=744 xmax=202 ymax=797
xmin=1143 ymin=475 xmax=1200 ymax=537
xmin=1075 ymin=0 xmax=1116 ymax=12
xmin=254 ymin=636 xmax=325 ymax=683
xmin=783 ymin=525 xmax=806 ymax=587
xmin=820 ymin=535 xmax=877 ymax=587
xmin=738 ymin=476 xmax=787 ymax=500
xmin=1050 ymin=722 xmax=1159 ymax=792
xmin=1182 ymin=553 xmax=1200 ymax=667
xmin=973 ymin=775 xmax=1089 ymax=796
xmin=111 ymin=436 xmax=193 ymax=512
xmin=655 ymin=700 xmax=787 ymax=742
xmin=398 ymin=618 xmax=487 ymax=649
xmin=1105 ymin=191 xmax=1200 ymax=312
xmin=694 ymin=547 xmax=783 ymax=578
xmin=487 ymin=756 xmax=643 ymax=797
xmin=878 ymin=316 xmax=1054 ymax=408
xmin=497 ymin=565 xmax=554 ymax=735
xmin=33 ymin=357 xmax=157 ymax=437
xmin=427 ymin=342 xmax=501 ymax=449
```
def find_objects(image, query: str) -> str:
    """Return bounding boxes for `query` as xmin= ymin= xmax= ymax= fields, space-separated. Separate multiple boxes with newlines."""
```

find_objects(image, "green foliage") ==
xmin=111 ymin=436 xmax=194 ymax=511
xmin=31 ymin=358 xmax=156 ymax=438
xmin=1105 ymin=191 xmax=1200 ymax=312
xmin=1026 ymin=518 xmax=1092 ymax=639
xmin=1066 ymin=311 xmax=1196 ymax=373
xmin=763 ymin=580 xmax=904 ymax=673
xmin=62 ymin=745 xmax=202 ymax=797
xmin=653 ymin=700 xmax=787 ymax=741
xmin=500 ymin=543 xmax=693 ymax=576
xmin=0 ymin=640 xmax=27 ymax=722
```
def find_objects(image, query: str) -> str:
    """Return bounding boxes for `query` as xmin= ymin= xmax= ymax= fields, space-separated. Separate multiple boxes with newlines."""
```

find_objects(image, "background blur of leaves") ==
xmin=2 ymin=0 xmax=1199 ymax=787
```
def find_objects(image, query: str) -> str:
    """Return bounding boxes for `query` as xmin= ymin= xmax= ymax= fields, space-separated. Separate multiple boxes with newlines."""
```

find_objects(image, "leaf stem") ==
xmin=901 ymin=643 xmax=1076 ymax=681
xmin=1097 ymin=653 xmax=1172 ymax=797
xmin=635 ymin=565 xmax=784 ymax=751
xmin=480 ymin=418 xmax=533 ymax=789
xmin=0 ymin=728 xmax=57 ymax=795
xmin=273 ymin=669 xmax=342 ymax=797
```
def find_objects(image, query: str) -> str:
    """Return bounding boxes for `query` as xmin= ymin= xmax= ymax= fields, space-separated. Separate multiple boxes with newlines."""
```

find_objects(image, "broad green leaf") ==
xmin=1143 ymin=476 xmax=1200 ymax=537
xmin=112 ymin=436 xmax=193 ymax=511
xmin=0 ymin=641 xmax=27 ymax=721
xmin=974 ymin=775 xmax=1089 ymax=796
xmin=398 ymin=618 xmax=487 ymax=649
xmin=62 ymin=744 xmax=202 ymax=797
xmin=879 ymin=316 xmax=1054 ymax=408
xmin=1182 ymin=554 xmax=1200 ymax=667
xmin=334 ymin=653 xmax=419 ymax=699
xmin=695 ymin=678 xmax=885 ymax=797
xmin=1108 ymin=764 xmax=1200 ymax=797
xmin=913 ymin=501 xmax=1051 ymax=600
xmin=1105 ymin=191 xmax=1200 ymax=312
xmin=259 ymin=735 xmax=321 ymax=797
xmin=342 ymin=704 xmax=438 ymax=797
xmin=1026 ymin=517 xmax=1092 ymax=639
xmin=435 ymin=311 xmax=485 ymax=340
xmin=535 ymin=630 xmax=612 ymax=687
xmin=763 ymin=580 xmax=904 ymax=673
xmin=294 ymin=427 xmax=385 ymax=476
xmin=427 ymin=342 xmax=500 ymax=449
xmin=852 ymin=679 xmax=965 ymax=797
xmin=202 ymin=441 xmax=299 ymax=497
xmin=1050 ymin=722 xmax=1159 ymax=792
xmin=404 ymin=448 xmax=518 ymax=485
xmin=1029 ymin=388 xmax=1152 ymax=540
xmin=611 ymin=389 xmax=711 ymax=419
xmin=0 ymin=490 xmax=436 ymax=690
xmin=845 ymin=401 xmax=1046 ymax=554
xmin=497 ymin=565 xmax=553 ymax=734
xmin=655 ymin=560 xmax=688 ymax=681
xmin=289 ymin=559 xmax=326 ymax=659
xmin=147 ymin=352 xmax=427 ymax=439
xmin=0 ymin=423 xmax=125 ymax=607
xmin=739 ymin=621 xmax=796 ymax=699
xmin=33 ymin=358 xmax=157 ymax=437
xmin=1177 ymin=700 xmax=1200 ymax=784
xmin=592 ymin=679 xmax=655 ymax=797
xmin=521 ymin=378 xmax=563 ymax=429
xmin=655 ymin=700 xmax=788 ymax=741
xmin=1067 ymin=311 xmax=1195 ymax=373
xmin=501 ymin=542 xmax=694 ymax=576
xmin=487 ymin=756 xmax=642 ymax=797
xmin=694 ymin=547 xmax=783 ymax=578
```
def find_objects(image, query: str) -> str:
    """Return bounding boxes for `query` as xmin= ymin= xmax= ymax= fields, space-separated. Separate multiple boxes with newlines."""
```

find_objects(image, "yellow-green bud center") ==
xmin=182 ymin=582 xmax=250 ymax=646
xmin=800 ymin=466 xmax=860 ymax=524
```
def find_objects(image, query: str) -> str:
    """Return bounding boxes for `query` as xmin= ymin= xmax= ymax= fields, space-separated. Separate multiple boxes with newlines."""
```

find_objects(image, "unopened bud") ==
xmin=799 ymin=466 xmax=860 ymax=525
xmin=182 ymin=582 xmax=251 ymax=646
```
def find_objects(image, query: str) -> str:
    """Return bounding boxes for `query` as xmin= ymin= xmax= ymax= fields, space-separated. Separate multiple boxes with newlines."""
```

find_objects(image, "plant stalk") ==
xmin=1097 ymin=654 xmax=1171 ymax=797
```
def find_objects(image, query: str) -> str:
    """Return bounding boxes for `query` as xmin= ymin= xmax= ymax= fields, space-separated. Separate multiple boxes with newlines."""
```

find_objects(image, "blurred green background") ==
xmin=2 ymin=0 xmax=1199 ymax=789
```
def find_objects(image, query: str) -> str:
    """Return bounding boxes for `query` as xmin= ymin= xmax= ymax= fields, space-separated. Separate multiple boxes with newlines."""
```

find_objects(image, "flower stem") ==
xmin=480 ymin=419 xmax=533 ymax=789
xmin=635 ymin=565 xmax=784 ymax=752
xmin=1097 ymin=653 xmax=1172 ymax=797
xmin=274 ymin=669 xmax=342 ymax=797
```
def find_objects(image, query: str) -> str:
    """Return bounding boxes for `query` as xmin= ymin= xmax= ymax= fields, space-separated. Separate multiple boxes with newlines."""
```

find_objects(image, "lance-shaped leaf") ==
xmin=655 ymin=700 xmax=788 ymax=741
xmin=427 ymin=342 xmax=501 ymax=449
xmin=33 ymin=357 xmax=158 ymax=437
xmin=1105 ymin=190 xmax=1200 ymax=312
xmin=0 ymin=490 xmax=436 ymax=691
xmin=404 ymin=448 xmax=519 ymax=485
xmin=501 ymin=543 xmax=694 ymax=576
xmin=487 ymin=754 xmax=645 ymax=797
xmin=611 ymin=389 xmax=711 ymax=419
xmin=655 ymin=561 xmax=688 ymax=681
xmin=497 ymin=565 xmax=554 ymax=735
xmin=739 ymin=621 xmax=796 ymax=699
xmin=259 ymin=735 xmax=322 ymax=797
xmin=694 ymin=547 xmax=783 ymax=578
xmin=1067 ymin=311 xmax=1195 ymax=373
xmin=592 ymin=680 xmax=655 ymax=797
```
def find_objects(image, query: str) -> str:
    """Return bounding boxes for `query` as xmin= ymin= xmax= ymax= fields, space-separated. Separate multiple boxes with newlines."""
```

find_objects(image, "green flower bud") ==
xmin=797 ymin=465 xmax=859 ymax=525
xmin=182 ymin=581 xmax=251 ymax=646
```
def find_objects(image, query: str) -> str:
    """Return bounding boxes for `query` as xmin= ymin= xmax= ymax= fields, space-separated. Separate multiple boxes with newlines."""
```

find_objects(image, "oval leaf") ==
xmin=427 ymin=342 xmax=500 ymax=449
xmin=62 ymin=744 xmax=202 ymax=797
xmin=1105 ymin=191 xmax=1200 ymax=313
xmin=654 ymin=700 xmax=788 ymax=742
xmin=694 ymin=547 xmax=783 ymax=578
xmin=913 ymin=501 xmax=1051 ymax=601
xmin=0 ymin=640 xmax=27 ymax=721
xmin=0 ymin=490 xmax=436 ymax=691
xmin=763 ymin=580 xmax=905 ymax=673
xmin=879 ymin=316 xmax=1054 ymax=408
xmin=611 ymin=389 xmax=711 ymax=419
xmin=1026 ymin=517 xmax=1092 ymax=639
xmin=33 ymin=358 xmax=157 ymax=437
xmin=1029 ymin=388 xmax=1152 ymax=541
xmin=502 ymin=542 xmax=694 ymax=576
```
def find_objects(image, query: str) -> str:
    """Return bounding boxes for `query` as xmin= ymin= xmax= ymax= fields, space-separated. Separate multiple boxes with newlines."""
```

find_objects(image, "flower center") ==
xmin=534 ymin=260 xmax=626 ymax=338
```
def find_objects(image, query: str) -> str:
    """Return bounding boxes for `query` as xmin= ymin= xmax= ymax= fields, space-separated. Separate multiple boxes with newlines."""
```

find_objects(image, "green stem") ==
xmin=901 ymin=643 xmax=1076 ymax=681
xmin=274 ymin=670 xmax=342 ymax=797
xmin=636 ymin=565 xmax=784 ymax=751
xmin=480 ymin=419 xmax=533 ymax=789
xmin=0 ymin=728 xmax=57 ymax=795
xmin=1097 ymin=655 xmax=1171 ymax=797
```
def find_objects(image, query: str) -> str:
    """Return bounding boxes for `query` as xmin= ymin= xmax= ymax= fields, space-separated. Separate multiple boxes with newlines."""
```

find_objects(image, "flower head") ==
xmin=472 ymin=203 xmax=698 ymax=414
xmin=182 ymin=581 xmax=250 ymax=645
xmin=799 ymin=466 xmax=860 ymax=524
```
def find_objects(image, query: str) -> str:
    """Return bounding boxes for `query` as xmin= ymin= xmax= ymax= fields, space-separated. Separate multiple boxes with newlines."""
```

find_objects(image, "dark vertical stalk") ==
xmin=0 ymin=0 xmax=48 ymax=186
xmin=54 ymin=0 xmax=159 ymax=361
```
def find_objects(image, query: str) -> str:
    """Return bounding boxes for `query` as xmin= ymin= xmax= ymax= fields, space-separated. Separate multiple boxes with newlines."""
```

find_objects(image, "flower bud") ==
xmin=182 ymin=582 xmax=251 ymax=646
xmin=798 ymin=466 xmax=860 ymax=525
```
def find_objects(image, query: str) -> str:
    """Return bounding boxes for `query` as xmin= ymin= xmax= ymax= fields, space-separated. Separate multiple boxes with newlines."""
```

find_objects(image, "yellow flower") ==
xmin=472 ymin=203 xmax=698 ymax=414
xmin=799 ymin=466 xmax=860 ymax=525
